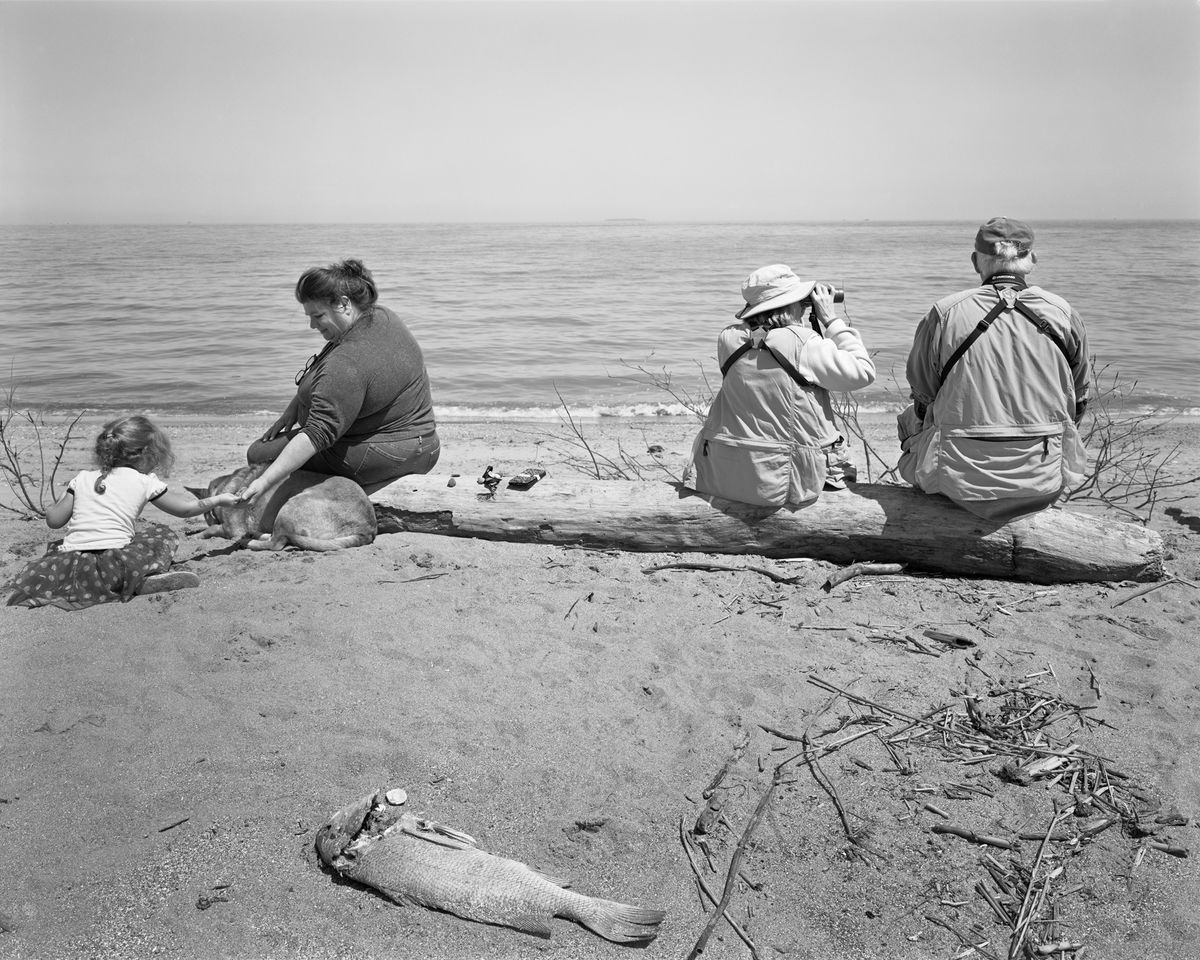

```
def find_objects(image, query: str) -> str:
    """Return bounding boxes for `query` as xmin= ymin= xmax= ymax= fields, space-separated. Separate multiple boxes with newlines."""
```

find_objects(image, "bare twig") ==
xmin=830 ymin=385 xmax=901 ymax=484
xmin=925 ymin=914 xmax=1001 ymax=960
xmin=803 ymin=731 xmax=889 ymax=864
xmin=931 ymin=823 xmax=1017 ymax=851
xmin=694 ymin=728 xmax=751 ymax=835
xmin=1065 ymin=359 xmax=1200 ymax=523
xmin=643 ymin=561 xmax=799 ymax=585
xmin=1111 ymin=576 xmax=1196 ymax=608
xmin=685 ymin=762 xmax=789 ymax=960
xmin=822 ymin=562 xmax=905 ymax=592
xmin=1008 ymin=811 xmax=1070 ymax=960
xmin=678 ymin=818 xmax=759 ymax=956
xmin=1 ymin=381 xmax=86 ymax=518
xmin=923 ymin=629 xmax=977 ymax=649
xmin=550 ymin=384 xmax=683 ymax=482
xmin=615 ymin=359 xmax=715 ymax=420
xmin=1147 ymin=840 xmax=1189 ymax=858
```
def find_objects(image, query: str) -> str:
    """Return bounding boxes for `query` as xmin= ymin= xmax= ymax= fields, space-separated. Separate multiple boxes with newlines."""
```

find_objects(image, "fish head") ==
xmin=314 ymin=789 xmax=380 ymax=869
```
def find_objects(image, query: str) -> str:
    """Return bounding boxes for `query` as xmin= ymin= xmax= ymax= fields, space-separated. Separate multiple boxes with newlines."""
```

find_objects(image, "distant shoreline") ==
xmin=4 ymin=217 xmax=1200 ymax=229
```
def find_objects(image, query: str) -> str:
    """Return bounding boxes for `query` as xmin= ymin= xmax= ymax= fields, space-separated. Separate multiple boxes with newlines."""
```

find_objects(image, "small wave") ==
xmin=434 ymin=399 xmax=914 ymax=421
xmin=434 ymin=402 xmax=704 ymax=421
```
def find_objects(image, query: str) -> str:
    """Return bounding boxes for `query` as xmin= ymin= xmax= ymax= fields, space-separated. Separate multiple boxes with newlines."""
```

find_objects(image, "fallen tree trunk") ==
xmin=371 ymin=475 xmax=1165 ymax=584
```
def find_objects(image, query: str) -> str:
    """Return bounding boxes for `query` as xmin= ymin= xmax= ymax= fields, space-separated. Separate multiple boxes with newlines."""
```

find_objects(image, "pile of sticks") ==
xmin=677 ymin=671 xmax=1190 ymax=960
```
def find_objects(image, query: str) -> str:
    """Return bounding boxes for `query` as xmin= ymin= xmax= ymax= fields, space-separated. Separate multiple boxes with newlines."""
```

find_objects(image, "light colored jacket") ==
xmin=899 ymin=277 xmax=1090 ymax=519
xmin=688 ymin=319 xmax=876 ymax=506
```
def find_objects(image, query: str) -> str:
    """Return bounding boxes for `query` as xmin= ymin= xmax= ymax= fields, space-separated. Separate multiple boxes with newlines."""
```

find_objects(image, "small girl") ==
xmin=7 ymin=415 xmax=240 ymax=610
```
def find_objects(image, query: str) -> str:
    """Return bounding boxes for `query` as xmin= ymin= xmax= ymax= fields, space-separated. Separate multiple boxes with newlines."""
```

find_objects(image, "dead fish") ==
xmin=315 ymin=788 xmax=666 ymax=943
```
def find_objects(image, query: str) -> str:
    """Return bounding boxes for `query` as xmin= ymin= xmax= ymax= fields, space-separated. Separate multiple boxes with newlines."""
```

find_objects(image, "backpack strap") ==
xmin=939 ymin=285 xmax=1074 ymax=385
xmin=1010 ymin=298 xmax=1072 ymax=363
xmin=719 ymin=340 xmax=755 ymax=378
xmin=937 ymin=299 xmax=1009 ymax=384
xmin=720 ymin=331 xmax=814 ymax=388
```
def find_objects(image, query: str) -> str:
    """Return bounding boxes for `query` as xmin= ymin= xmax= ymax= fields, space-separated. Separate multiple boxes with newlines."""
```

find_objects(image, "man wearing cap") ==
xmin=686 ymin=264 xmax=876 ymax=507
xmin=897 ymin=218 xmax=1090 ymax=522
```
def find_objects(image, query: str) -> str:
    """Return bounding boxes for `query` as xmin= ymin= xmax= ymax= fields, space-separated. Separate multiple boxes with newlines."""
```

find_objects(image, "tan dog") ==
xmin=188 ymin=462 xmax=377 ymax=551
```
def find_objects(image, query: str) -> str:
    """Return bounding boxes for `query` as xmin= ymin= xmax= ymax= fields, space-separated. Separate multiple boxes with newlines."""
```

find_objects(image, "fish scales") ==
xmin=316 ymin=789 xmax=665 ymax=943
xmin=354 ymin=829 xmax=616 ymax=936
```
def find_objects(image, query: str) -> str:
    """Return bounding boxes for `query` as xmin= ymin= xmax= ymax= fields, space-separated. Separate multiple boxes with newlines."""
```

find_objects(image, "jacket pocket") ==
xmin=692 ymin=434 xmax=823 ymax=507
xmin=937 ymin=430 xmax=1067 ymax=502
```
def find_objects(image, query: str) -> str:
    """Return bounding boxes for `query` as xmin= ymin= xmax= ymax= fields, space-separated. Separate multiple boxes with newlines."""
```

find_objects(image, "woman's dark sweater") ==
xmin=298 ymin=305 xmax=436 ymax=451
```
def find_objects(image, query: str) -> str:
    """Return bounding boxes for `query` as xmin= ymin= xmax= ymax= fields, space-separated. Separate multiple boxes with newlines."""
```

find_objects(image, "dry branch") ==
xmin=685 ymin=763 xmax=787 ymax=960
xmin=1111 ymin=576 xmax=1196 ymax=608
xmin=931 ymin=823 xmax=1017 ymax=851
xmin=822 ymin=562 xmax=905 ymax=591
xmin=678 ymin=818 xmax=758 ymax=956
xmin=643 ymin=561 xmax=799 ymax=585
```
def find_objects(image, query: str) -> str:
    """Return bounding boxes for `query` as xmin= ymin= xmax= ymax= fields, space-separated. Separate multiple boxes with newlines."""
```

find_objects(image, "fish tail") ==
xmin=570 ymin=896 xmax=666 ymax=944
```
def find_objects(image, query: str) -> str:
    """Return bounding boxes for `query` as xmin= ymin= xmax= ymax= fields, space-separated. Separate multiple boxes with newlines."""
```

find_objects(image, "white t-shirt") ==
xmin=61 ymin=468 xmax=168 ymax=551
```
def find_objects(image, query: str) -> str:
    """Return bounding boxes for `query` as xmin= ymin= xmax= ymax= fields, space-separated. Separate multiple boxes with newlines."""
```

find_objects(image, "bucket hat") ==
xmin=974 ymin=217 xmax=1036 ymax=261
xmin=735 ymin=264 xmax=816 ymax=321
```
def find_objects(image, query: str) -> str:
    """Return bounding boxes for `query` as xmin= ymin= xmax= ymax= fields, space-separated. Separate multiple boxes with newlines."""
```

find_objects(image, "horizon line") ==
xmin=4 ymin=217 xmax=1199 ymax=228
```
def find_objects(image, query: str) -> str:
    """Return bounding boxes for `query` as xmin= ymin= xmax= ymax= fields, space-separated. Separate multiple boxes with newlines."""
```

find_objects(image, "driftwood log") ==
xmin=371 ymin=475 xmax=1165 ymax=584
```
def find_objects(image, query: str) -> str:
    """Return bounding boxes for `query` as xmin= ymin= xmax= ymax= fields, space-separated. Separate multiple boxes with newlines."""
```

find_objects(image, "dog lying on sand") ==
xmin=188 ymin=462 xmax=377 ymax=551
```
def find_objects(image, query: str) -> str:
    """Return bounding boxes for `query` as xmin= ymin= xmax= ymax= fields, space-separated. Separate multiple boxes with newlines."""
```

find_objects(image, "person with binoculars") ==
xmin=685 ymin=263 xmax=876 ymax=507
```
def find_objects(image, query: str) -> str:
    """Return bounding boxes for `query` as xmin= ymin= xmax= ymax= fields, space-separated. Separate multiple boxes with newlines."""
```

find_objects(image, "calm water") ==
xmin=2 ymin=221 xmax=1197 ymax=420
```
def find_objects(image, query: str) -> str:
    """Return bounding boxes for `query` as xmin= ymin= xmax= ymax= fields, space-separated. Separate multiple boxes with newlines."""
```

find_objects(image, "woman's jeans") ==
xmin=304 ymin=432 xmax=441 ymax=493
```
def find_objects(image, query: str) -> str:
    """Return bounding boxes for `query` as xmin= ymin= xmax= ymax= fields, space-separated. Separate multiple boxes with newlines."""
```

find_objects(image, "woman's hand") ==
xmin=239 ymin=432 xmax=318 ymax=505
xmin=261 ymin=397 xmax=301 ymax=442
xmin=237 ymin=475 xmax=275 ymax=505
xmin=262 ymin=411 xmax=296 ymax=442
xmin=809 ymin=283 xmax=839 ymax=328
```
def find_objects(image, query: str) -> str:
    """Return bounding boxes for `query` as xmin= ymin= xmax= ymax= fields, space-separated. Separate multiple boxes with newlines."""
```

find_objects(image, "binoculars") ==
xmin=805 ymin=285 xmax=845 ymax=334
xmin=803 ymin=285 xmax=845 ymax=305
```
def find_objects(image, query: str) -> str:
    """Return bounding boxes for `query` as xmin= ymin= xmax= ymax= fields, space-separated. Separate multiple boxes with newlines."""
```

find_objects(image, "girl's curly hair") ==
xmin=92 ymin=415 xmax=175 ymax=493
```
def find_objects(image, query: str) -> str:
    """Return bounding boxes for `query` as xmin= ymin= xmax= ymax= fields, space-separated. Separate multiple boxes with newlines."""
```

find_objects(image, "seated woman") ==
xmin=686 ymin=264 xmax=876 ymax=507
xmin=240 ymin=259 xmax=439 ymax=503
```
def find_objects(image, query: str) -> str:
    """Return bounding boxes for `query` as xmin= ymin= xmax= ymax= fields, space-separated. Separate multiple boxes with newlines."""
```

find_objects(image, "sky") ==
xmin=1 ymin=0 xmax=1197 ymax=223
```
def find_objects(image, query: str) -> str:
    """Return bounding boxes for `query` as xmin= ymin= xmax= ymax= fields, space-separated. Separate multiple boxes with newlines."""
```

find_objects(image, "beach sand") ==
xmin=2 ymin=413 xmax=1198 ymax=959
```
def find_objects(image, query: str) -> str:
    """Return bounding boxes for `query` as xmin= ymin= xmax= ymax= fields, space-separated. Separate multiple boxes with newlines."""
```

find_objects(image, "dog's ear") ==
xmin=184 ymin=485 xmax=209 ymax=499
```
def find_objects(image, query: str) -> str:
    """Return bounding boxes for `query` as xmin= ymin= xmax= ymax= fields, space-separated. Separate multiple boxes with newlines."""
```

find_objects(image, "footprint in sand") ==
xmin=222 ymin=625 xmax=286 ymax=663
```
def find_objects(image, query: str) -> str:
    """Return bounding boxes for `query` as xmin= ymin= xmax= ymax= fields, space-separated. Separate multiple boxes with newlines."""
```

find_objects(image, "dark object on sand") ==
xmin=507 ymin=467 xmax=547 ymax=490
xmin=315 ymin=789 xmax=666 ymax=943
xmin=477 ymin=465 xmax=504 ymax=497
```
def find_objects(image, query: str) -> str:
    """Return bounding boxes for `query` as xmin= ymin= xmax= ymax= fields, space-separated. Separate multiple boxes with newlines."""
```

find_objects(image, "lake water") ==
xmin=2 ymin=220 xmax=1197 ymax=421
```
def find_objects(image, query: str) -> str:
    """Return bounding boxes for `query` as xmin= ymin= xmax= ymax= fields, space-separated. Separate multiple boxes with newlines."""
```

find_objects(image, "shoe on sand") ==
xmin=137 ymin=571 xmax=201 ymax=595
xmin=507 ymin=467 xmax=546 ymax=490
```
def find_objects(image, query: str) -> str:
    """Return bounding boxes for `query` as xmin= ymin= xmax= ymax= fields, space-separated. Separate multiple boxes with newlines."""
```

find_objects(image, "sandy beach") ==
xmin=2 ymin=413 xmax=1198 ymax=960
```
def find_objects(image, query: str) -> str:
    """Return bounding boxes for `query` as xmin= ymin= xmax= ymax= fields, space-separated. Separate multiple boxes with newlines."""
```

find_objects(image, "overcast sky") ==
xmin=1 ymin=0 xmax=1197 ymax=223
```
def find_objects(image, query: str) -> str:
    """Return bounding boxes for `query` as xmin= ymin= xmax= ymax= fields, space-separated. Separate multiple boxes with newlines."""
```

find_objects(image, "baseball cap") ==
xmin=974 ymin=217 xmax=1035 ymax=258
